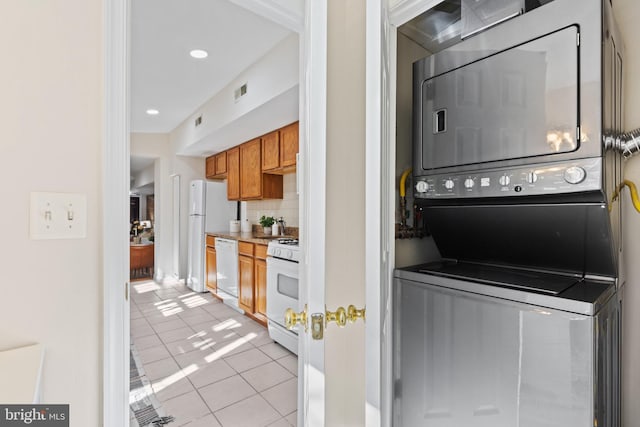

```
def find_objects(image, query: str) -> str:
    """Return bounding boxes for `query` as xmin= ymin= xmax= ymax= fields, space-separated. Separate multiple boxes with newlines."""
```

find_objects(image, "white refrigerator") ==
xmin=187 ymin=180 xmax=237 ymax=292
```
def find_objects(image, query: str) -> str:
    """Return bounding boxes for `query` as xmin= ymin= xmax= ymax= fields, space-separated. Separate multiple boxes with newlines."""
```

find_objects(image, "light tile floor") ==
xmin=130 ymin=279 xmax=298 ymax=427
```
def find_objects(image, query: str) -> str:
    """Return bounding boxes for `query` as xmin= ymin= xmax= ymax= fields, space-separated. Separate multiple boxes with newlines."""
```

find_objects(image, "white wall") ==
xmin=245 ymin=173 xmax=299 ymax=227
xmin=325 ymin=0 xmax=366 ymax=425
xmin=394 ymin=32 xmax=442 ymax=268
xmin=130 ymin=133 xmax=175 ymax=279
xmin=0 ymin=0 xmax=101 ymax=425
xmin=171 ymin=33 xmax=300 ymax=156
xmin=132 ymin=162 xmax=155 ymax=190
xmin=612 ymin=1 xmax=640 ymax=425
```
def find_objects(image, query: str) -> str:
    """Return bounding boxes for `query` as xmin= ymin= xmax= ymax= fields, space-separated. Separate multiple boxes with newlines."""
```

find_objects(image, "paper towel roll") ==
xmin=241 ymin=219 xmax=252 ymax=233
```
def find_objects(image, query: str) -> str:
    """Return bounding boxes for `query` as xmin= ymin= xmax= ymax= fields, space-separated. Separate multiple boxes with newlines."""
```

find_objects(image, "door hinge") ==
xmin=125 ymin=282 xmax=129 ymax=301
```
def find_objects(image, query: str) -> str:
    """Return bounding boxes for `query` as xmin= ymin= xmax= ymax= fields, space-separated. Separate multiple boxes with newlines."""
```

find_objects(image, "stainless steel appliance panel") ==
xmin=421 ymin=26 xmax=578 ymax=171
xmin=393 ymin=275 xmax=619 ymax=427
xmin=413 ymin=0 xmax=603 ymax=177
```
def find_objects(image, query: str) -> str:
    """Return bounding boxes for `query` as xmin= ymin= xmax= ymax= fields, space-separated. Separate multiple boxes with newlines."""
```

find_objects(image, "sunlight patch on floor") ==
xmin=151 ymin=365 xmax=197 ymax=393
xmin=182 ymin=295 xmax=209 ymax=308
xmin=133 ymin=281 xmax=161 ymax=294
xmin=213 ymin=318 xmax=242 ymax=332
xmin=203 ymin=333 xmax=258 ymax=363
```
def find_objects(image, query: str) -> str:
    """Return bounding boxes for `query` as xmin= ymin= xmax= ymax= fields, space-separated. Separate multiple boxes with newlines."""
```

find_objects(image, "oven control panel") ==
xmin=414 ymin=158 xmax=602 ymax=199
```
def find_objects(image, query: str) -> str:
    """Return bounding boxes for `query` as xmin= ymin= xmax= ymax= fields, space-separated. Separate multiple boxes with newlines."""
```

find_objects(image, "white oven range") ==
xmin=266 ymin=238 xmax=299 ymax=355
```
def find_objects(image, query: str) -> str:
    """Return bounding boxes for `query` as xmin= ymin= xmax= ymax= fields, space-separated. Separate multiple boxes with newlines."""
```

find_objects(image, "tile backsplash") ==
xmin=244 ymin=173 xmax=299 ymax=226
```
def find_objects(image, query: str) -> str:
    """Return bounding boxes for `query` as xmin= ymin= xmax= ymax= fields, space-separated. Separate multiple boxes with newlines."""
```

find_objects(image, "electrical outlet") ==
xmin=30 ymin=192 xmax=87 ymax=240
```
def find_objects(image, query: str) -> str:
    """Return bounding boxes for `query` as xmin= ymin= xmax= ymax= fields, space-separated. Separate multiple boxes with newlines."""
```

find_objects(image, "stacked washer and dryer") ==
xmin=394 ymin=0 xmax=626 ymax=426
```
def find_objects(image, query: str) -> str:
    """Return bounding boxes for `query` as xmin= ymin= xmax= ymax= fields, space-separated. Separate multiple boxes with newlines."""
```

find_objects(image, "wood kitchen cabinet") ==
xmin=254 ymin=244 xmax=268 ymax=322
xmin=261 ymin=130 xmax=281 ymax=171
xmin=205 ymin=156 xmax=216 ymax=179
xmin=226 ymin=147 xmax=240 ymax=200
xmin=206 ymin=246 xmax=217 ymax=294
xmin=261 ymin=122 xmax=299 ymax=173
xmin=214 ymin=151 xmax=227 ymax=176
xmin=205 ymin=151 xmax=228 ymax=180
xmin=279 ymin=121 xmax=299 ymax=169
xmin=240 ymin=139 xmax=283 ymax=200
xmin=238 ymin=241 xmax=255 ymax=313
xmin=235 ymin=241 xmax=268 ymax=326
xmin=205 ymin=235 xmax=219 ymax=297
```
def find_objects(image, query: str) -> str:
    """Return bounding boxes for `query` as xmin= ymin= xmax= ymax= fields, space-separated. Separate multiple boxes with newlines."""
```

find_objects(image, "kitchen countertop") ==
xmin=207 ymin=231 xmax=293 ymax=245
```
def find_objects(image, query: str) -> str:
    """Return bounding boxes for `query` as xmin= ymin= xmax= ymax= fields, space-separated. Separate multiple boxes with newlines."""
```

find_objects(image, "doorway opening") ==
xmin=126 ymin=2 xmax=303 ymax=426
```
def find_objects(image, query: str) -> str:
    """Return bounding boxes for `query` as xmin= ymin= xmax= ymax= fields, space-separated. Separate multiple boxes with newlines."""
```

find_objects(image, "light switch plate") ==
xmin=30 ymin=192 xmax=87 ymax=240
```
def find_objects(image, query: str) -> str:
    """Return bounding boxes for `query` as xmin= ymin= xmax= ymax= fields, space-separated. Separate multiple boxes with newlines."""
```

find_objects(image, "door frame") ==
xmin=102 ymin=1 xmax=328 ymax=426
xmin=365 ymin=1 xmax=451 ymax=426
xmin=103 ymin=0 xmax=130 ymax=425
xmin=298 ymin=0 xmax=328 ymax=425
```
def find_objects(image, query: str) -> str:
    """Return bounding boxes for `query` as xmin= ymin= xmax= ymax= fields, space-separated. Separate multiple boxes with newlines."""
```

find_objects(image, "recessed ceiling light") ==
xmin=146 ymin=109 xmax=159 ymax=116
xmin=190 ymin=49 xmax=208 ymax=59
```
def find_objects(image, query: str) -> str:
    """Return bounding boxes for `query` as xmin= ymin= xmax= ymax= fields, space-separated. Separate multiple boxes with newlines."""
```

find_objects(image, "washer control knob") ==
xmin=526 ymin=172 xmax=538 ymax=184
xmin=564 ymin=166 xmax=586 ymax=184
xmin=415 ymin=180 xmax=429 ymax=193
xmin=444 ymin=179 xmax=455 ymax=190
xmin=464 ymin=178 xmax=475 ymax=189
xmin=498 ymin=175 xmax=511 ymax=186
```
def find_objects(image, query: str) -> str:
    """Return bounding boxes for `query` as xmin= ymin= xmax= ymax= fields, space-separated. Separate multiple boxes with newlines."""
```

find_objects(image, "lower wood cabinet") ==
xmin=205 ymin=246 xmax=217 ymax=293
xmin=254 ymin=244 xmax=268 ymax=320
xmin=238 ymin=254 xmax=254 ymax=313
xmin=237 ymin=241 xmax=268 ymax=325
xmin=238 ymin=241 xmax=255 ymax=312
xmin=205 ymin=238 xmax=217 ymax=295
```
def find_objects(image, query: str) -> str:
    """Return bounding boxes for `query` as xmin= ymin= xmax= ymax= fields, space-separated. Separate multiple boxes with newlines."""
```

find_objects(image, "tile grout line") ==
xmin=133 ymin=280 xmax=298 ymax=427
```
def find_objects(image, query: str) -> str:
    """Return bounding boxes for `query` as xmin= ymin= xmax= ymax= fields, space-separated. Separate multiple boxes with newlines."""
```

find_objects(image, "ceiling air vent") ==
xmin=234 ymin=83 xmax=248 ymax=102
xmin=195 ymin=115 xmax=202 ymax=127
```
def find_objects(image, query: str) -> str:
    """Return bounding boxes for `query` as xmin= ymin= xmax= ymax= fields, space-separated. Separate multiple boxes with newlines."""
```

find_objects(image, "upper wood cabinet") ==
xmin=227 ymin=147 xmax=240 ymax=200
xmin=206 ymin=121 xmax=297 ymax=200
xmin=261 ymin=130 xmax=281 ymax=171
xmin=240 ymin=139 xmax=262 ymax=199
xmin=214 ymin=152 xmax=227 ymax=176
xmin=240 ymin=139 xmax=283 ymax=200
xmin=280 ymin=121 xmax=299 ymax=169
xmin=261 ymin=122 xmax=299 ymax=173
xmin=205 ymin=156 xmax=216 ymax=178
xmin=205 ymin=151 xmax=228 ymax=180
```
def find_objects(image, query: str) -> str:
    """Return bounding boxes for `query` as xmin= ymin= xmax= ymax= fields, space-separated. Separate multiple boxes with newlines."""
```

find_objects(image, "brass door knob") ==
xmin=284 ymin=305 xmax=308 ymax=332
xmin=325 ymin=306 xmax=347 ymax=328
xmin=347 ymin=305 xmax=366 ymax=323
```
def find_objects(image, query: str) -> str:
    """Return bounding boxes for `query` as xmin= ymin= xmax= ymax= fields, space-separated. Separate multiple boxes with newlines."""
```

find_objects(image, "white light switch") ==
xmin=30 ymin=192 xmax=87 ymax=240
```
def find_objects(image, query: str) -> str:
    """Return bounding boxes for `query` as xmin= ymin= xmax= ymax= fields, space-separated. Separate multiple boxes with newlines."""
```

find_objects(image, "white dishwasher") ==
xmin=214 ymin=238 xmax=240 ymax=309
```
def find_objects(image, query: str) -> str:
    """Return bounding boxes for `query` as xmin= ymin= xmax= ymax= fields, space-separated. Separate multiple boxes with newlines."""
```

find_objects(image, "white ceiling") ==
xmin=130 ymin=0 xmax=293 ymax=134
xmin=129 ymin=0 xmax=295 ymax=178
